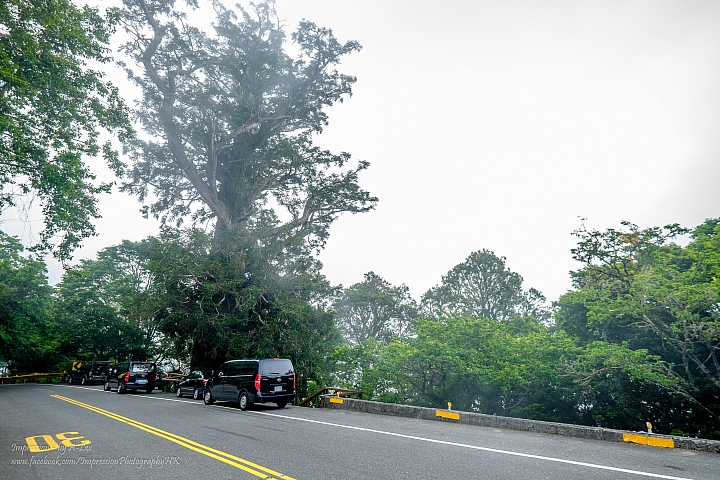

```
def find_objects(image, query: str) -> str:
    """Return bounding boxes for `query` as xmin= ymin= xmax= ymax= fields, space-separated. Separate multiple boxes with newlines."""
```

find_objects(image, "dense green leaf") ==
xmin=1 ymin=0 xmax=132 ymax=259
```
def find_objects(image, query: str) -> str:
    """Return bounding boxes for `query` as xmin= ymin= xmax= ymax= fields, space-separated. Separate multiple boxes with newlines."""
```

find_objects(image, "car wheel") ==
xmin=193 ymin=388 xmax=201 ymax=400
xmin=80 ymin=376 xmax=87 ymax=385
xmin=238 ymin=391 xmax=250 ymax=411
xmin=176 ymin=387 xmax=183 ymax=397
xmin=276 ymin=401 xmax=287 ymax=409
xmin=68 ymin=376 xmax=73 ymax=385
xmin=203 ymin=389 xmax=214 ymax=405
xmin=104 ymin=381 xmax=110 ymax=391
xmin=117 ymin=383 xmax=126 ymax=394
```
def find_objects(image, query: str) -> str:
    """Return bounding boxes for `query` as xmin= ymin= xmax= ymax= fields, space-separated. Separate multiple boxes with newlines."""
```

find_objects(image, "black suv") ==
xmin=203 ymin=358 xmax=295 ymax=410
xmin=104 ymin=361 xmax=157 ymax=394
xmin=69 ymin=361 xmax=111 ymax=385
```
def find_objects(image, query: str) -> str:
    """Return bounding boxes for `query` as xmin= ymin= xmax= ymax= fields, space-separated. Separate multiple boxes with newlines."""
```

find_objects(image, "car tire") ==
xmin=176 ymin=387 xmax=183 ymax=397
xmin=276 ymin=401 xmax=287 ymax=409
xmin=193 ymin=388 xmax=201 ymax=400
xmin=68 ymin=376 xmax=73 ymax=385
xmin=145 ymin=387 xmax=153 ymax=394
xmin=104 ymin=382 xmax=110 ymax=391
xmin=203 ymin=389 xmax=214 ymax=405
xmin=238 ymin=391 xmax=250 ymax=411
xmin=80 ymin=376 xmax=87 ymax=385
xmin=117 ymin=383 xmax=126 ymax=394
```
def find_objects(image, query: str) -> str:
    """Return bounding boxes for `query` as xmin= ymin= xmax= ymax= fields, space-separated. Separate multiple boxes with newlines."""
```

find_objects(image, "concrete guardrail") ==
xmin=322 ymin=396 xmax=720 ymax=454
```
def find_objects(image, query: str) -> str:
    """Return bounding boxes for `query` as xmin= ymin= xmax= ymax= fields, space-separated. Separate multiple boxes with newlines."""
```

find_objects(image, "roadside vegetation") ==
xmin=1 ymin=1 xmax=718 ymax=440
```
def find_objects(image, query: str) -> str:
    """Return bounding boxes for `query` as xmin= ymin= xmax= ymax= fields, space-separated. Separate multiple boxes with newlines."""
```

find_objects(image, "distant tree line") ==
xmin=1 ymin=0 xmax=718 ymax=440
xmin=330 ymin=219 xmax=720 ymax=439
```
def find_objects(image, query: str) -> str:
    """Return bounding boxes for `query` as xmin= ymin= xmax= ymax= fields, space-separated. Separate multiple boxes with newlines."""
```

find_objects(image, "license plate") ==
xmin=273 ymin=386 xmax=283 ymax=392
xmin=137 ymin=379 xmax=147 ymax=384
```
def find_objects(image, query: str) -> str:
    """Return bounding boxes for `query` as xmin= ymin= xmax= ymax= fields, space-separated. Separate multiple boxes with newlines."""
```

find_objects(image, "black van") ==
xmin=69 ymin=361 xmax=112 ymax=385
xmin=203 ymin=358 xmax=295 ymax=410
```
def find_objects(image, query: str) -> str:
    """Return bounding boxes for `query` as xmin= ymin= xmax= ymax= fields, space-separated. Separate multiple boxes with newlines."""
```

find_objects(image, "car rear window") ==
xmin=131 ymin=363 xmax=155 ymax=373
xmin=259 ymin=359 xmax=293 ymax=375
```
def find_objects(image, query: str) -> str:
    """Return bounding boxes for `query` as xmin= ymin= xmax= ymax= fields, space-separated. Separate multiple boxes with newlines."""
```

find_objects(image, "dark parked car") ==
xmin=104 ymin=361 xmax=157 ymax=394
xmin=69 ymin=361 xmax=112 ymax=385
xmin=176 ymin=370 xmax=213 ymax=400
xmin=155 ymin=366 xmax=168 ymax=390
xmin=203 ymin=358 xmax=295 ymax=410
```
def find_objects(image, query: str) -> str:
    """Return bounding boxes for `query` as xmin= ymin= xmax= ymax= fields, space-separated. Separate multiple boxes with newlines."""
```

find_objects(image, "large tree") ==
xmin=118 ymin=0 xmax=376 ymax=249
xmin=137 ymin=227 xmax=342 ymax=399
xmin=334 ymin=272 xmax=418 ymax=344
xmin=420 ymin=249 xmax=550 ymax=324
xmin=116 ymin=0 xmax=375 ymax=389
xmin=0 ymin=0 xmax=131 ymax=260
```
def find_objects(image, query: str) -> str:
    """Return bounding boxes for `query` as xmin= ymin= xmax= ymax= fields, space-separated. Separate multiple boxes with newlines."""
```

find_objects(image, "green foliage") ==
xmin=565 ymin=341 xmax=690 ymax=430
xmin=0 ymin=0 xmax=132 ymax=259
xmin=53 ymin=241 xmax=154 ymax=363
xmin=556 ymin=218 xmax=720 ymax=438
xmin=0 ymin=231 xmax=58 ymax=372
xmin=329 ymin=339 xmax=383 ymax=395
xmin=421 ymin=249 xmax=550 ymax=323
xmin=331 ymin=316 xmax=579 ymax=421
xmin=333 ymin=272 xmax=418 ymax=344
xmin=137 ymin=227 xmax=342 ymax=401
xmin=326 ymin=223 xmax=720 ymax=439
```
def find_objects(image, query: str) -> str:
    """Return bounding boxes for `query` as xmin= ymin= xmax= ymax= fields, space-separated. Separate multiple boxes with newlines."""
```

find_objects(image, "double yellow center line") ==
xmin=51 ymin=394 xmax=295 ymax=479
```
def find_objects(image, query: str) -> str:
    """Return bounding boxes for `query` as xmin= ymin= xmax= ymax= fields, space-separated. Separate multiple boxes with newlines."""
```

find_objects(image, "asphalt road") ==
xmin=1 ymin=383 xmax=719 ymax=479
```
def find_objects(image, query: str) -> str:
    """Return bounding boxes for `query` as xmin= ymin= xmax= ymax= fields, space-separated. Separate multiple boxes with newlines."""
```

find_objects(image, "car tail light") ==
xmin=124 ymin=372 xmax=130 ymax=382
xmin=292 ymin=373 xmax=296 ymax=389
xmin=254 ymin=374 xmax=261 ymax=391
xmin=202 ymin=380 xmax=207 ymax=385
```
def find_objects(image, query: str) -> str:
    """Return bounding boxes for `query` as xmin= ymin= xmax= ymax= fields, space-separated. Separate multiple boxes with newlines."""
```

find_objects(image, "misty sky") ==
xmin=3 ymin=0 xmax=720 ymax=303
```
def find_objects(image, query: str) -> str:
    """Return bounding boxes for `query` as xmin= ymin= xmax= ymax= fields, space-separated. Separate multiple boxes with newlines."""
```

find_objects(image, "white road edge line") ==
xmin=50 ymin=384 xmax=694 ymax=480
xmin=252 ymin=411 xmax=694 ymax=480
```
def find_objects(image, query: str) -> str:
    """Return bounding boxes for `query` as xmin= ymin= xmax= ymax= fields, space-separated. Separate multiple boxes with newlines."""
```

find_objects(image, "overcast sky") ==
xmin=4 ymin=0 xmax=720 ymax=303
